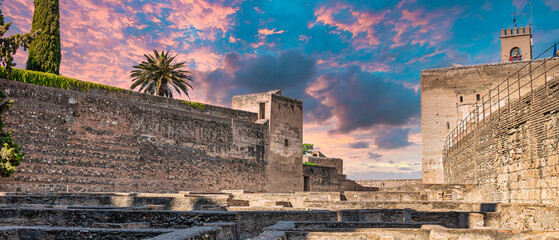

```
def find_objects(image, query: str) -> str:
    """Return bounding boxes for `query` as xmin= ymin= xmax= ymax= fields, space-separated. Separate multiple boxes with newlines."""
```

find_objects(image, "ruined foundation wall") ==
xmin=444 ymin=65 xmax=559 ymax=204
xmin=304 ymin=156 xmax=343 ymax=175
xmin=303 ymin=165 xmax=342 ymax=192
xmin=0 ymin=79 xmax=268 ymax=193
xmin=355 ymin=179 xmax=422 ymax=189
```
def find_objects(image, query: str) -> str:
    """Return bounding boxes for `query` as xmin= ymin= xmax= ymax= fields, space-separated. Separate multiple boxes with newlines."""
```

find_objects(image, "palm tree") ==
xmin=130 ymin=50 xmax=193 ymax=98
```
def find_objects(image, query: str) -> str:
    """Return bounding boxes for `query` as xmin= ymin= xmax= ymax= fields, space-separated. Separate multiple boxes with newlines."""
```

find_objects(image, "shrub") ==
xmin=0 ymin=90 xmax=24 ymax=177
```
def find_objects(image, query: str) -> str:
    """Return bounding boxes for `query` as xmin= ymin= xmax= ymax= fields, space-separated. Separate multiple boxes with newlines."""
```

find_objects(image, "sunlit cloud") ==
xmin=314 ymin=3 xmax=386 ymax=47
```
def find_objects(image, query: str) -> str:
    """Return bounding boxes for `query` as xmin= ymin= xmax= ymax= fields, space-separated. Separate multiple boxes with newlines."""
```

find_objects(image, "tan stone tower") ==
xmin=232 ymin=90 xmax=304 ymax=192
xmin=500 ymin=26 xmax=532 ymax=62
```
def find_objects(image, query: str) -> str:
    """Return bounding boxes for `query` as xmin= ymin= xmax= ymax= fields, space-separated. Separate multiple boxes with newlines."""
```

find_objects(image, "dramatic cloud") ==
xmin=313 ymin=3 xmax=386 ymax=48
xmin=232 ymin=50 xmax=316 ymax=98
xmin=308 ymin=65 xmax=420 ymax=133
xmin=390 ymin=7 xmax=462 ymax=48
xmin=368 ymin=152 xmax=383 ymax=159
xmin=166 ymin=0 xmax=238 ymax=39
xmin=194 ymin=50 xmax=316 ymax=105
xmin=348 ymin=141 xmax=370 ymax=149
xmin=374 ymin=128 xmax=413 ymax=150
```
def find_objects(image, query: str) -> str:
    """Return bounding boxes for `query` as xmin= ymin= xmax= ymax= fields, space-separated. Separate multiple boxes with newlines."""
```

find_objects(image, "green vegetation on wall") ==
xmin=0 ymin=67 xmax=128 ymax=93
xmin=26 ymin=0 xmax=61 ymax=74
xmin=302 ymin=143 xmax=314 ymax=155
xmin=0 ymin=90 xmax=24 ymax=177
xmin=303 ymin=162 xmax=317 ymax=166
xmin=179 ymin=100 xmax=206 ymax=110
xmin=0 ymin=67 xmax=206 ymax=110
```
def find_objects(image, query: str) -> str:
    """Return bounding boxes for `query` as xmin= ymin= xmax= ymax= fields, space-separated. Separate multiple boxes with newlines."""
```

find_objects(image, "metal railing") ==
xmin=443 ymin=43 xmax=559 ymax=158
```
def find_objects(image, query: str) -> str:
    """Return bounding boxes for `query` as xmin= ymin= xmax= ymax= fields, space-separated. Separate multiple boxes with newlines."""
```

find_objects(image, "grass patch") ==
xmin=0 ymin=67 xmax=205 ymax=110
xmin=303 ymin=162 xmax=317 ymax=166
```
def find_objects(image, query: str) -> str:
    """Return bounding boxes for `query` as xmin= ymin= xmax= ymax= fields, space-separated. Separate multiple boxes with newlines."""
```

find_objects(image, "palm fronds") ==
xmin=130 ymin=50 xmax=193 ymax=98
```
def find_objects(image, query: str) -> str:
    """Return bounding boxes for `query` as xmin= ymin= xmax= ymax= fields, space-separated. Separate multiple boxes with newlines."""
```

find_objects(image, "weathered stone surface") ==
xmin=421 ymin=57 xmax=559 ymax=184
xmin=356 ymin=179 xmax=422 ymax=189
xmin=0 ymin=79 xmax=268 ymax=193
xmin=0 ymin=226 xmax=170 ymax=240
xmin=232 ymin=91 xmax=304 ymax=193
xmin=444 ymin=66 xmax=559 ymax=204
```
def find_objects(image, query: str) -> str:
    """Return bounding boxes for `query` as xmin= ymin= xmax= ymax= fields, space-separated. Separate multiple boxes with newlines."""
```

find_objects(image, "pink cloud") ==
xmin=179 ymin=47 xmax=222 ymax=72
xmin=512 ymin=0 xmax=529 ymax=11
xmin=544 ymin=0 xmax=559 ymax=11
xmin=258 ymin=28 xmax=285 ymax=36
xmin=314 ymin=3 xmax=386 ymax=48
xmin=1 ymin=0 xmax=33 ymax=33
xmin=166 ymin=0 xmax=238 ymax=39
xmin=390 ymin=7 xmax=461 ymax=48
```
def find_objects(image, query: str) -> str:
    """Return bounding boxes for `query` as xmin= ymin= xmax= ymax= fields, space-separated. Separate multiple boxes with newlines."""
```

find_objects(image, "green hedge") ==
xmin=303 ymin=162 xmax=317 ymax=166
xmin=0 ymin=67 xmax=205 ymax=110
xmin=0 ymin=67 xmax=127 ymax=93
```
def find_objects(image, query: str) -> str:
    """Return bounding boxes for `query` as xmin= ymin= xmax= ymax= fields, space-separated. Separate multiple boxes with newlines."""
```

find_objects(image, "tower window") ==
xmin=510 ymin=47 xmax=522 ymax=61
xmin=259 ymin=102 xmax=266 ymax=119
xmin=447 ymin=122 xmax=450 ymax=129
xmin=476 ymin=94 xmax=480 ymax=101
xmin=459 ymin=96 xmax=463 ymax=103
xmin=285 ymin=139 xmax=289 ymax=146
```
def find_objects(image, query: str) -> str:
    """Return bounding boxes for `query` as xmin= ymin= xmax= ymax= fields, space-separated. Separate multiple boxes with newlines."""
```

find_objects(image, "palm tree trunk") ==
xmin=158 ymin=87 xmax=165 ymax=96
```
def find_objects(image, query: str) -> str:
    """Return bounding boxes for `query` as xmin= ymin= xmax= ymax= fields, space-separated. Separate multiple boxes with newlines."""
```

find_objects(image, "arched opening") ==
xmin=510 ymin=47 xmax=522 ymax=61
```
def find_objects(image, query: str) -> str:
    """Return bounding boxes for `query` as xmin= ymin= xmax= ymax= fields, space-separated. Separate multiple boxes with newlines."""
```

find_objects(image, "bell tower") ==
xmin=500 ymin=26 xmax=532 ymax=62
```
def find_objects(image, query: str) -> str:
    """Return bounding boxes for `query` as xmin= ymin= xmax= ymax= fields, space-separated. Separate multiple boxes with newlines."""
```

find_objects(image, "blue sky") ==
xmin=3 ymin=0 xmax=559 ymax=180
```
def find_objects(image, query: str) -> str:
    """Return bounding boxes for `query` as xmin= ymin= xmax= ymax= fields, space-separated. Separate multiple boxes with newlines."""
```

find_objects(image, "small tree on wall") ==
xmin=0 ymin=90 xmax=24 ymax=177
xmin=0 ymin=0 xmax=37 ymax=76
xmin=302 ymin=143 xmax=314 ymax=155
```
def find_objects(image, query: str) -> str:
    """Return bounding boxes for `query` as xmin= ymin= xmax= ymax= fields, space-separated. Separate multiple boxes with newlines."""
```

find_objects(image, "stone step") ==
xmin=92 ymin=222 xmax=151 ymax=229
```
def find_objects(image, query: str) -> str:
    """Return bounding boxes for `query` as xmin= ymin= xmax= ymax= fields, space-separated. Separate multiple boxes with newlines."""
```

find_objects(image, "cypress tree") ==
xmin=26 ymin=0 xmax=61 ymax=75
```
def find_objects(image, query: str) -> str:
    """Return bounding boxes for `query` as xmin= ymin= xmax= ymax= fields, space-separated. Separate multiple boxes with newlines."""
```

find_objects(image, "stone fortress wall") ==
xmin=233 ymin=91 xmax=304 ymax=192
xmin=0 ymin=79 xmax=274 ymax=193
xmin=443 ymin=57 xmax=559 ymax=204
xmin=420 ymin=57 xmax=559 ymax=184
xmin=301 ymin=153 xmax=375 ymax=192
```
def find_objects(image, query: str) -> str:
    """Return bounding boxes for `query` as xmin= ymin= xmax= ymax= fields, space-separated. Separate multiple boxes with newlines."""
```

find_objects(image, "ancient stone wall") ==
xmin=355 ymin=179 xmax=422 ymax=189
xmin=444 ymin=62 xmax=559 ymax=204
xmin=304 ymin=156 xmax=343 ymax=175
xmin=421 ymin=57 xmax=559 ymax=184
xmin=232 ymin=91 xmax=304 ymax=192
xmin=303 ymin=165 xmax=343 ymax=192
xmin=0 ymin=79 xmax=269 ymax=193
